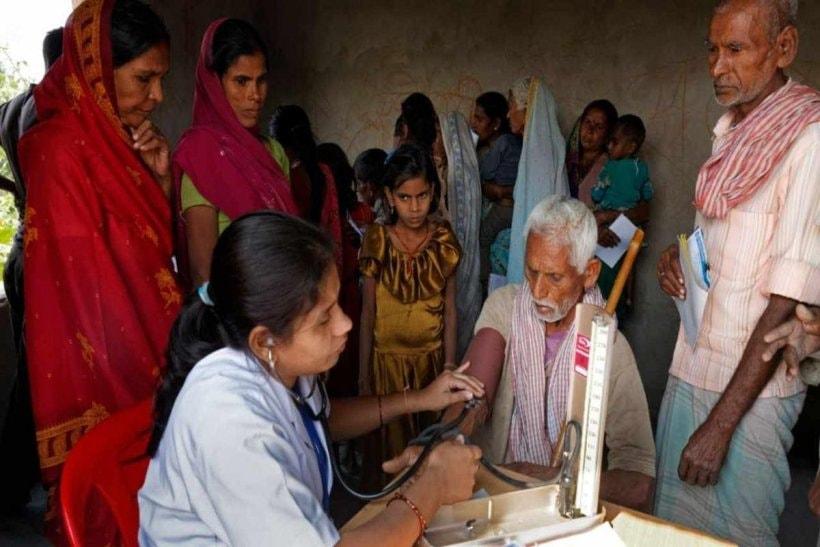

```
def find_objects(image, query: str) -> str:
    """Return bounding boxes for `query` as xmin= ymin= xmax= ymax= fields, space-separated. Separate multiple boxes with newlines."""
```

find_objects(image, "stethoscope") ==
xmin=285 ymin=374 xmax=327 ymax=421
xmin=284 ymin=374 xmax=560 ymax=501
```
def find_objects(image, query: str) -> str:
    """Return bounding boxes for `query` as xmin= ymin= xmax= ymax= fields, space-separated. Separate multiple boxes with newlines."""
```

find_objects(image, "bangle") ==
xmin=377 ymin=395 xmax=384 ymax=427
xmin=388 ymin=492 xmax=427 ymax=541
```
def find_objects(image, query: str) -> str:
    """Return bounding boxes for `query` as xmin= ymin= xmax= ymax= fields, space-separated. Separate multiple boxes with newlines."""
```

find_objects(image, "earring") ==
xmin=267 ymin=347 xmax=276 ymax=375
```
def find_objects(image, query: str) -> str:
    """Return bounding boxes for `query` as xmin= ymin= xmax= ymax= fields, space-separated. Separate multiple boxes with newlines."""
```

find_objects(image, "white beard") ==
xmin=532 ymin=296 xmax=575 ymax=324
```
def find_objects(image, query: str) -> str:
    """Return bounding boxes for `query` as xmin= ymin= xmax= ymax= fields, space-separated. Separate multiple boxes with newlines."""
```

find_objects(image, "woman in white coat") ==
xmin=138 ymin=211 xmax=484 ymax=546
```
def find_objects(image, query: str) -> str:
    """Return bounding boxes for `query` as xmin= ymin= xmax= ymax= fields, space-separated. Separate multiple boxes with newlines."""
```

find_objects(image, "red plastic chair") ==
xmin=60 ymin=398 xmax=153 ymax=547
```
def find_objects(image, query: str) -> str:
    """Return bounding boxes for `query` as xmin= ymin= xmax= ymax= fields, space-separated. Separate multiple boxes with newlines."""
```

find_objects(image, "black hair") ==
xmin=615 ymin=114 xmax=646 ymax=153
xmin=270 ymin=105 xmax=326 ymax=224
xmin=400 ymin=92 xmax=438 ymax=154
xmin=393 ymin=115 xmax=404 ymax=138
xmin=475 ymin=91 xmax=511 ymax=134
xmin=148 ymin=212 xmax=335 ymax=457
xmin=381 ymin=143 xmax=439 ymax=223
xmin=581 ymin=99 xmax=619 ymax=146
xmin=353 ymin=148 xmax=387 ymax=186
xmin=209 ymin=18 xmax=268 ymax=78
xmin=317 ymin=142 xmax=357 ymax=218
xmin=110 ymin=0 xmax=170 ymax=69
xmin=42 ymin=27 xmax=63 ymax=69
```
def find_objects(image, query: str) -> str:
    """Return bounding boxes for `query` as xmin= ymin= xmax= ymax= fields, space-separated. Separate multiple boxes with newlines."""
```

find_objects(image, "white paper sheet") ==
xmin=611 ymin=511 xmax=736 ymax=546
xmin=673 ymin=232 xmax=710 ymax=346
xmin=595 ymin=214 xmax=638 ymax=268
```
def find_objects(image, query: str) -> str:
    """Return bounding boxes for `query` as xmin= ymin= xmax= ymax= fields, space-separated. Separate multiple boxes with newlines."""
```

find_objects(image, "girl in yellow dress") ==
xmin=359 ymin=143 xmax=462 ymax=470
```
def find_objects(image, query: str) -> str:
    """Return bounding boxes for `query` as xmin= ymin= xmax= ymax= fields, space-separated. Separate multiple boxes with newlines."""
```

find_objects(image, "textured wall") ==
xmin=155 ymin=0 xmax=820 ymax=421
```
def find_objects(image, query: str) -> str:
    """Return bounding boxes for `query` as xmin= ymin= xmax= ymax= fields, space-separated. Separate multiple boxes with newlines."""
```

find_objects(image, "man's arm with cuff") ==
xmin=442 ymin=327 xmax=506 ymax=434
xmin=442 ymin=286 xmax=515 ymax=432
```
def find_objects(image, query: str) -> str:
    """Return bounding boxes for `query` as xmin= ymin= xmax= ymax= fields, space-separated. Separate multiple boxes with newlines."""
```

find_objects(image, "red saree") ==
xmin=18 ymin=0 xmax=181 ymax=535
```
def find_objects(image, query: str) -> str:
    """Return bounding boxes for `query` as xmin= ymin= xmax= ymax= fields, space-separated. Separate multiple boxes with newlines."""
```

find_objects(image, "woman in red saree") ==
xmin=172 ymin=18 xmax=298 ymax=289
xmin=18 ymin=0 xmax=181 ymax=538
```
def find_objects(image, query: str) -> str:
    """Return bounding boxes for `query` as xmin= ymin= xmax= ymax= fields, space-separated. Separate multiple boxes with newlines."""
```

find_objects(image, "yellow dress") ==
xmin=359 ymin=221 xmax=461 ymax=464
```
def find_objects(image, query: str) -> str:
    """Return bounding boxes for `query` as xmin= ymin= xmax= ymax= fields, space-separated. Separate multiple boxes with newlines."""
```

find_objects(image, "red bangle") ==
xmin=388 ymin=492 xmax=427 ymax=541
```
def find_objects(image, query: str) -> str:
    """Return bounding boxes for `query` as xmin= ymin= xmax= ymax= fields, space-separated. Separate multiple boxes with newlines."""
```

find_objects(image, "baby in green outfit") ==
xmin=592 ymin=115 xmax=653 ymax=211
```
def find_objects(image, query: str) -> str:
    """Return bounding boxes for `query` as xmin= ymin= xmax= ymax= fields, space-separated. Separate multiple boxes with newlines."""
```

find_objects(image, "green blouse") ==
xmin=180 ymin=136 xmax=290 ymax=234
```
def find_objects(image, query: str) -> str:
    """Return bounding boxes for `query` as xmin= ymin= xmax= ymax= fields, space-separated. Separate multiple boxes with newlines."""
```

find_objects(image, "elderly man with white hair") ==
xmin=448 ymin=195 xmax=656 ymax=512
xmin=654 ymin=0 xmax=819 ymax=544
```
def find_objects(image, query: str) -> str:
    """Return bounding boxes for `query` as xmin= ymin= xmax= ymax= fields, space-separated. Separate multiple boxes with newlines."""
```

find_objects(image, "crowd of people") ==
xmin=0 ymin=0 xmax=817 ymax=545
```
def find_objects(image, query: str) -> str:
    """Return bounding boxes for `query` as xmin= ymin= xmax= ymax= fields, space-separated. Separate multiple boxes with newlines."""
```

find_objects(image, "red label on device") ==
xmin=574 ymin=333 xmax=591 ymax=375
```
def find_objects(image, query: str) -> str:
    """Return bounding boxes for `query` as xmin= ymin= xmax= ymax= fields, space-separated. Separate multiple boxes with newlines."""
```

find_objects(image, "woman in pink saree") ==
xmin=172 ymin=18 xmax=297 ymax=289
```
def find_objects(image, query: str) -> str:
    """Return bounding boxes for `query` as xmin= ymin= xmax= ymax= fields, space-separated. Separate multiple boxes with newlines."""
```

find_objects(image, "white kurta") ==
xmin=138 ymin=347 xmax=338 ymax=546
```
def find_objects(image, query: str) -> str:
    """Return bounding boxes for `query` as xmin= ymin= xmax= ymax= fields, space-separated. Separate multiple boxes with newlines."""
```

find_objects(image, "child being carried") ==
xmin=592 ymin=114 xmax=653 ymax=212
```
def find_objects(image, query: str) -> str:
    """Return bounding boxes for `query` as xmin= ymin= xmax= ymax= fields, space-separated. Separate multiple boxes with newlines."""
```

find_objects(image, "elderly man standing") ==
xmin=449 ymin=195 xmax=656 ymax=512
xmin=654 ymin=0 xmax=820 ymax=544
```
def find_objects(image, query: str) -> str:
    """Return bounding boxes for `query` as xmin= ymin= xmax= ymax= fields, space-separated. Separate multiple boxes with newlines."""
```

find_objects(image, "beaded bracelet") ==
xmin=388 ymin=492 xmax=427 ymax=542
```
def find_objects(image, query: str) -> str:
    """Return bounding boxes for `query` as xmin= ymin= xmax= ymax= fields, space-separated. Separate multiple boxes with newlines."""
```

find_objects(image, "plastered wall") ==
xmin=155 ymin=0 xmax=820 ymax=421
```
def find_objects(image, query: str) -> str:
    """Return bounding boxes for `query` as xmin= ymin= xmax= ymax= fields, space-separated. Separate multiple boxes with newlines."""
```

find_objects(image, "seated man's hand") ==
xmin=762 ymin=304 xmax=820 ymax=380
xmin=600 ymin=470 xmax=655 ymax=513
